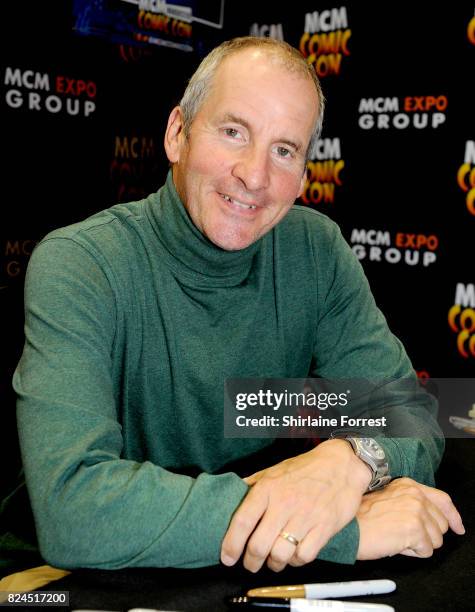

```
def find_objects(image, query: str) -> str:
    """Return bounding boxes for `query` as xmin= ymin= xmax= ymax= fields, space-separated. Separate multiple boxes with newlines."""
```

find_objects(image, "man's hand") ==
xmin=221 ymin=439 xmax=372 ymax=572
xmin=357 ymin=477 xmax=465 ymax=560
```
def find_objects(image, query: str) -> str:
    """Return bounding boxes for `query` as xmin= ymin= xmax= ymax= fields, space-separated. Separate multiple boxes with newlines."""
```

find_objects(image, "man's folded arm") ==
xmin=14 ymin=238 xmax=248 ymax=570
xmin=306 ymin=225 xmax=444 ymax=563
xmin=311 ymin=224 xmax=444 ymax=480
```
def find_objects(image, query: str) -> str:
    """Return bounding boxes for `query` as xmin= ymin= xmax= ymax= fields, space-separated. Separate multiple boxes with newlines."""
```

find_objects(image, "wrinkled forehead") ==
xmin=214 ymin=46 xmax=316 ymax=92
xmin=205 ymin=49 xmax=318 ymax=119
xmin=205 ymin=48 xmax=319 ymax=132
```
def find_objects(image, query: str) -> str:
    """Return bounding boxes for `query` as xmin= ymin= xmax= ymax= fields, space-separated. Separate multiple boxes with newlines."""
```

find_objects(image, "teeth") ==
xmin=221 ymin=193 xmax=256 ymax=209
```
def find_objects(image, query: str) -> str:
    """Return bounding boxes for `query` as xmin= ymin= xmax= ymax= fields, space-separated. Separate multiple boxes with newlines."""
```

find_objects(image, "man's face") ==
xmin=165 ymin=48 xmax=319 ymax=251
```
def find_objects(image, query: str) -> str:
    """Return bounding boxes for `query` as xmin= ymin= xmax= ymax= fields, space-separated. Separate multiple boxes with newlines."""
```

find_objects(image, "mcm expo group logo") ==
xmin=3 ymin=67 xmax=96 ymax=117
xmin=358 ymin=96 xmax=447 ymax=130
xmin=350 ymin=228 xmax=438 ymax=267
xmin=1 ymin=239 xmax=38 ymax=292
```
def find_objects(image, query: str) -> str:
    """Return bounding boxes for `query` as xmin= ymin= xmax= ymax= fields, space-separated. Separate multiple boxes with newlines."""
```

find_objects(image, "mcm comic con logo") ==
xmin=448 ymin=283 xmax=475 ymax=359
xmin=300 ymin=137 xmax=344 ymax=206
xmin=299 ymin=6 xmax=351 ymax=77
xmin=457 ymin=141 xmax=475 ymax=216
xmin=111 ymin=133 xmax=160 ymax=202
xmin=135 ymin=0 xmax=193 ymax=48
xmin=468 ymin=11 xmax=475 ymax=45
xmin=249 ymin=22 xmax=284 ymax=40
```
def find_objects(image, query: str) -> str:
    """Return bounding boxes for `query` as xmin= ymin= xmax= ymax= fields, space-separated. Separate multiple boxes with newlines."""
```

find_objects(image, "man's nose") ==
xmin=231 ymin=144 xmax=270 ymax=192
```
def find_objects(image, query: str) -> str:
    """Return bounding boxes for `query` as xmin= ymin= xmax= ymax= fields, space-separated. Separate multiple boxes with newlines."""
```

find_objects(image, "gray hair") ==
xmin=179 ymin=36 xmax=325 ymax=161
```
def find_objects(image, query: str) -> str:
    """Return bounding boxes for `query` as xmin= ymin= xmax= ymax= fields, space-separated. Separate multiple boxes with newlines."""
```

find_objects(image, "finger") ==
xmin=242 ymin=510 xmax=292 ymax=573
xmin=425 ymin=500 xmax=449 ymax=535
xmin=266 ymin=555 xmax=291 ymax=572
xmin=405 ymin=505 xmax=441 ymax=557
xmin=288 ymin=554 xmax=306 ymax=567
xmin=417 ymin=485 xmax=465 ymax=535
xmin=220 ymin=486 xmax=269 ymax=566
xmin=407 ymin=529 xmax=434 ymax=557
xmin=266 ymin=532 xmax=303 ymax=572
xmin=267 ymin=557 xmax=286 ymax=572
xmin=291 ymin=523 xmax=332 ymax=566
xmin=420 ymin=507 xmax=444 ymax=552
xmin=370 ymin=491 xmax=436 ymax=559
xmin=288 ymin=506 xmax=349 ymax=566
xmin=390 ymin=479 xmax=465 ymax=536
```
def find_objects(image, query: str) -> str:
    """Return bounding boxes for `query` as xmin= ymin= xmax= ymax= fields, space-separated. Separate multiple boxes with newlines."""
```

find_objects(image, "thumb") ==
xmin=417 ymin=484 xmax=465 ymax=535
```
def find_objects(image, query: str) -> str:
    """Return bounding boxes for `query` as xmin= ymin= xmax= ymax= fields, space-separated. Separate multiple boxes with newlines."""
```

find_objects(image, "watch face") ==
xmin=361 ymin=438 xmax=385 ymax=460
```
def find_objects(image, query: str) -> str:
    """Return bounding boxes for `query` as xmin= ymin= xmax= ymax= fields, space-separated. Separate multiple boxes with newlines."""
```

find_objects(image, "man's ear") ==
xmin=164 ymin=106 xmax=185 ymax=164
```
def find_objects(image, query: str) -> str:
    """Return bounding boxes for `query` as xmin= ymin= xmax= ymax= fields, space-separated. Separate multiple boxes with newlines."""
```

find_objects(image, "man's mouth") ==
xmin=219 ymin=193 xmax=257 ymax=210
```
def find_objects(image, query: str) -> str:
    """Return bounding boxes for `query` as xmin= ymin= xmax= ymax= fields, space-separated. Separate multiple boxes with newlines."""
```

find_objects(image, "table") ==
xmin=36 ymin=439 xmax=475 ymax=611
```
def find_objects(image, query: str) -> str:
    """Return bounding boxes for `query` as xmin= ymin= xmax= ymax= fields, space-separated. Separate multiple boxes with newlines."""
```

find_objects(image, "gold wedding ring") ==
xmin=279 ymin=531 xmax=300 ymax=546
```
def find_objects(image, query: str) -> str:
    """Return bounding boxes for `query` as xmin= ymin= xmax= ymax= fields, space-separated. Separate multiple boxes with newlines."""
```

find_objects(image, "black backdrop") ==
xmin=1 ymin=1 xmax=474 ymax=494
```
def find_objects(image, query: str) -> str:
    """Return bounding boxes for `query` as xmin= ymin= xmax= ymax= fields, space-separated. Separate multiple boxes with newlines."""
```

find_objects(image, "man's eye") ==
xmin=277 ymin=146 xmax=291 ymax=158
xmin=224 ymin=128 xmax=239 ymax=138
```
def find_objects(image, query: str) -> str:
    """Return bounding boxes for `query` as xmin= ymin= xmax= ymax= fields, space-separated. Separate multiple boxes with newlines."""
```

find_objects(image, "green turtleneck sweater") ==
xmin=13 ymin=172 xmax=443 ymax=570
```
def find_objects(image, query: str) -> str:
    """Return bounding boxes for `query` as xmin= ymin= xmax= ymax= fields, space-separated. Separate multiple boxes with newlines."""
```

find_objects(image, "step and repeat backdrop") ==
xmin=1 ymin=1 xmax=474 ymax=487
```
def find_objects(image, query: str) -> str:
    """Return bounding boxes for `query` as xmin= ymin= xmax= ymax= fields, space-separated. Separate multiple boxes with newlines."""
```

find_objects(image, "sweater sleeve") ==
xmin=14 ymin=237 xmax=248 ymax=570
xmin=309 ymin=225 xmax=444 ymax=564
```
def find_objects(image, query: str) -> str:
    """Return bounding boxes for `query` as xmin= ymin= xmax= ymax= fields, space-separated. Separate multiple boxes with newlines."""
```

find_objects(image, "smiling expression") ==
xmin=164 ymin=48 xmax=320 ymax=251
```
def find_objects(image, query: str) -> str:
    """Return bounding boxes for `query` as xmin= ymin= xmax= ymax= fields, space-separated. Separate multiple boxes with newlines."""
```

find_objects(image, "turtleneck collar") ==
xmin=145 ymin=171 xmax=262 ymax=286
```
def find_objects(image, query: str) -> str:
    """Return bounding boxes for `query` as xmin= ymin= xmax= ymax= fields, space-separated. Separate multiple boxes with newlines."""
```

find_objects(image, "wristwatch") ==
xmin=331 ymin=433 xmax=392 ymax=492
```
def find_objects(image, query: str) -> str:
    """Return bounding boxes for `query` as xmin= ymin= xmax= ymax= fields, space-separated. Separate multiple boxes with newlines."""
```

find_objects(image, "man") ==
xmin=13 ymin=37 xmax=464 ymax=573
